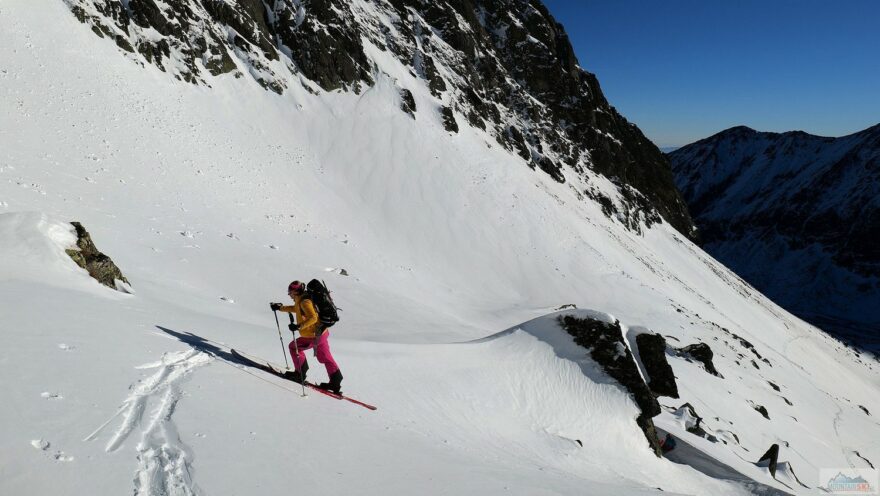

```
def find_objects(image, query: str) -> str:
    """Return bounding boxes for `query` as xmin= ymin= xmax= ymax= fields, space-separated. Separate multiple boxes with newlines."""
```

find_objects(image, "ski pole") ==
xmin=273 ymin=310 xmax=291 ymax=370
xmin=288 ymin=313 xmax=308 ymax=397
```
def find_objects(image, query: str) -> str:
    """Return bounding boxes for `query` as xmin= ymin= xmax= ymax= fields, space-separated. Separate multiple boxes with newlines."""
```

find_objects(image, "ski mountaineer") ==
xmin=270 ymin=281 xmax=343 ymax=394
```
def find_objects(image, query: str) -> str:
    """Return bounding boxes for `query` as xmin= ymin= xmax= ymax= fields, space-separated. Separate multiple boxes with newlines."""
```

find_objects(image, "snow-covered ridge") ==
xmin=669 ymin=124 xmax=880 ymax=350
xmin=62 ymin=0 xmax=696 ymax=239
xmin=2 ymin=3 xmax=878 ymax=495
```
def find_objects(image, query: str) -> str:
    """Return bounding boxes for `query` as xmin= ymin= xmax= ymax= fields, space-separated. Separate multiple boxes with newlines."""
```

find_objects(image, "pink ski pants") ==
xmin=289 ymin=332 xmax=339 ymax=375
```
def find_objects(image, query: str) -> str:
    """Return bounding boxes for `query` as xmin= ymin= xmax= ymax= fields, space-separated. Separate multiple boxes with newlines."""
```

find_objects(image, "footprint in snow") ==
xmin=268 ymin=245 xmax=279 ymax=250
xmin=58 ymin=343 xmax=75 ymax=351
xmin=220 ymin=297 xmax=234 ymax=303
xmin=41 ymin=392 xmax=63 ymax=400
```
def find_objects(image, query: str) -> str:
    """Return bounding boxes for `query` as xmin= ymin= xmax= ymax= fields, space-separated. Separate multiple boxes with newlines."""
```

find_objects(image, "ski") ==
xmin=230 ymin=349 xmax=377 ymax=411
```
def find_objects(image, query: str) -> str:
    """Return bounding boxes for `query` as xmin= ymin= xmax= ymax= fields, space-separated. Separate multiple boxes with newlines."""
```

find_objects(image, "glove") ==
xmin=288 ymin=322 xmax=300 ymax=332
xmin=270 ymin=302 xmax=282 ymax=311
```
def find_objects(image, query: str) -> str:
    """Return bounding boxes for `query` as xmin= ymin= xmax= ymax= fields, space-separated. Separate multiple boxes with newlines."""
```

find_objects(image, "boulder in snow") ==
xmin=752 ymin=403 xmax=770 ymax=420
xmin=676 ymin=342 xmax=723 ymax=378
xmin=756 ymin=443 xmax=779 ymax=478
xmin=65 ymin=222 xmax=131 ymax=292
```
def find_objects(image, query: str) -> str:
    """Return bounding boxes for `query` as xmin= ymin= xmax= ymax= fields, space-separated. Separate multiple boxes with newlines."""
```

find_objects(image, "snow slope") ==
xmin=1 ymin=3 xmax=878 ymax=495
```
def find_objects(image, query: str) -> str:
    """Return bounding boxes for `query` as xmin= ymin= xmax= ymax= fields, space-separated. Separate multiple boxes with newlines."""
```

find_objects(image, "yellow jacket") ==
xmin=280 ymin=294 xmax=320 ymax=338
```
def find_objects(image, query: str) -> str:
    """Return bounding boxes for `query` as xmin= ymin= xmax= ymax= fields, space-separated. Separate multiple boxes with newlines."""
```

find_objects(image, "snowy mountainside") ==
xmin=64 ymin=0 xmax=696 ymax=239
xmin=669 ymin=125 xmax=880 ymax=351
xmin=1 ymin=2 xmax=879 ymax=496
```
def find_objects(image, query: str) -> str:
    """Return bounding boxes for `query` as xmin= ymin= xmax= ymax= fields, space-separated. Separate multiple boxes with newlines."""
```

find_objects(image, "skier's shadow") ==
xmin=155 ymin=325 xmax=243 ymax=365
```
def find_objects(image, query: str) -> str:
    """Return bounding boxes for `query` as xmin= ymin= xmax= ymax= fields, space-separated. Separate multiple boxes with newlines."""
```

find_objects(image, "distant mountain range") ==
xmin=669 ymin=124 xmax=880 ymax=351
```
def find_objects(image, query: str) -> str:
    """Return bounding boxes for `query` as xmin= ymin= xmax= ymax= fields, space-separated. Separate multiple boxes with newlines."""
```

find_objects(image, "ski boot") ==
xmin=317 ymin=370 xmax=343 ymax=395
xmin=284 ymin=361 xmax=309 ymax=384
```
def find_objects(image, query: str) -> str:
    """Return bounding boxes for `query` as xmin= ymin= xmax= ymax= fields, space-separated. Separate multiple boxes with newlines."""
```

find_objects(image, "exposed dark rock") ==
xmin=783 ymin=397 xmax=793 ymax=406
xmin=65 ymin=222 xmax=131 ymax=291
xmin=854 ymin=450 xmax=875 ymax=469
xmin=584 ymin=188 xmax=616 ymax=218
xmin=399 ymin=88 xmax=416 ymax=118
xmin=439 ymin=106 xmax=458 ymax=133
xmin=202 ymin=0 xmax=277 ymax=60
xmin=558 ymin=315 xmax=662 ymax=456
xmin=726 ymin=330 xmax=759 ymax=356
xmin=753 ymin=404 xmax=770 ymax=420
xmin=273 ymin=0 xmax=372 ymax=92
xmin=420 ymin=54 xmax=446 ymax=97
xmin=676 ymin=343 xmax=722 ymax=378
xmin=860 ymin=405 xmax=871 ymax=416
xmin=535 ymin=156 xmax=564 ymax=184
xmin=757 ymin=444 xmax=779 ymax=478
xmin=767 ymin=381 xmax=780 ymax=392
xmin=505 ymin=126 xmax=531 ymax=160
xmin=635 ymin=333 xmax=679 ymax=398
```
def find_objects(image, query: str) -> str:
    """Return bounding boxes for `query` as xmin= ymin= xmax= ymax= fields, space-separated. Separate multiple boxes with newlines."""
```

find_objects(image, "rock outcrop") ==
xmin=676 ymin=342 xmax=722 ymax=378
xmin=635 ymin=333 xmax=679 ymax=398
xmin=757 ymin=444 xmax=780 ymax=478
xmin=558 ymin=315 xmax=662 ymax=456
xmin=65 ymin=222 xmax=131 ymax=292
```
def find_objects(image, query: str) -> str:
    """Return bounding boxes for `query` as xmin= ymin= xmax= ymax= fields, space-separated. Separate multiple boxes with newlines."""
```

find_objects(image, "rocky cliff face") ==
xmin=669 ymin=125 xmax=880 ymax=350
xmin=64 ymin=0 xmax=696 ymax=239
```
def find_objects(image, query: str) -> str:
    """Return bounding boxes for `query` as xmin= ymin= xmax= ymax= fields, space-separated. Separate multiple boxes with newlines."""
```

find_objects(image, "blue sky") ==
xmin=541 ymin=0 xmax=880 ymax=147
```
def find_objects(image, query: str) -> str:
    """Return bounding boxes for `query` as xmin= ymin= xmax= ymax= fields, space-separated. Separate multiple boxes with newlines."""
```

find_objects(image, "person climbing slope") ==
xmin=270 ymin=280 xmax=343 ymax=393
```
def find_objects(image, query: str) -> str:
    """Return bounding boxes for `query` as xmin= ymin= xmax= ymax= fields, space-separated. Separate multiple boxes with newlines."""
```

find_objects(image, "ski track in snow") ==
xmin=85 ymin=349 xmax=212 ymax=495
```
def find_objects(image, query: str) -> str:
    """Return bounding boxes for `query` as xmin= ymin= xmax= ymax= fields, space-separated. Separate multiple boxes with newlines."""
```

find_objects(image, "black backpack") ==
xmin=305 ymin=279 xmax=339 ymax=329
